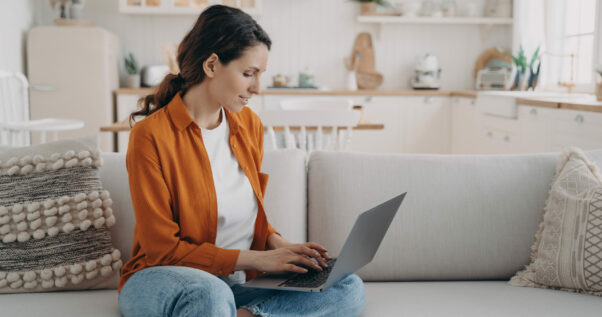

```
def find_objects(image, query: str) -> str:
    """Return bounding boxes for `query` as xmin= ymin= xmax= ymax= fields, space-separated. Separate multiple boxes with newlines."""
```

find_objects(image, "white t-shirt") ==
xmin=201 ymin=107 xmax=258 ymax=285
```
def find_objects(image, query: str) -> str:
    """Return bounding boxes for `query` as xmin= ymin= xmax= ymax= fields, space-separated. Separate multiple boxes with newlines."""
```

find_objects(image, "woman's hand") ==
xmin=235 ymin=243 xmax=331 ymax=274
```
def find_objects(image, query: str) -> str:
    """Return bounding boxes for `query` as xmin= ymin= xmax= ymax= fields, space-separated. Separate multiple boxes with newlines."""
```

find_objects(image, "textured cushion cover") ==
xmin=0 ymin=137 xmax=122 ymax=293
xmin=510 ymin=148 xmax=602 ymax=295
xmin=307 ymin=150 xmax=602 ymax=281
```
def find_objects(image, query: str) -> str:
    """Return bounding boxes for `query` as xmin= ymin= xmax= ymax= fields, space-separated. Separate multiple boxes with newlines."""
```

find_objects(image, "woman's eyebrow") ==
xmin=248 ymin=67 xmax=266 ymax=72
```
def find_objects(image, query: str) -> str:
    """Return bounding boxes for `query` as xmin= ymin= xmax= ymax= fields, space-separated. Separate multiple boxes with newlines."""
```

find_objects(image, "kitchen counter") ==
xmin=516 ymin=96 xmax=602 ymax=113
xmin=115 ymin=88 xmax=602 ymax=113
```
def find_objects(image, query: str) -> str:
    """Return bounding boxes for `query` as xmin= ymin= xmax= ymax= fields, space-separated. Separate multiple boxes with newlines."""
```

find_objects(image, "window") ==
xmin=545 ymin=0 xmax=600 ymax=91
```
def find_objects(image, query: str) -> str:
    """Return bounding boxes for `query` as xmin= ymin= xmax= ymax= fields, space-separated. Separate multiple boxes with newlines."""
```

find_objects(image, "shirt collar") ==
xmin=167 ymin=92 xmax=241 ymax=135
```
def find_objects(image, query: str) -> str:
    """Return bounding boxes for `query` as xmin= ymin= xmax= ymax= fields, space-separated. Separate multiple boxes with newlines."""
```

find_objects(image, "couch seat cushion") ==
xmin=362 ymin=281 xmax=602 ymax=316
xmin=0 ymin=289 xmax=119 ymax=317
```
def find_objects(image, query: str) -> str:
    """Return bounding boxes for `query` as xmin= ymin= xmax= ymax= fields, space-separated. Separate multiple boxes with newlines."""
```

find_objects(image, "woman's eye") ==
xmin=243 ymin=73 xmax=253 ymax=77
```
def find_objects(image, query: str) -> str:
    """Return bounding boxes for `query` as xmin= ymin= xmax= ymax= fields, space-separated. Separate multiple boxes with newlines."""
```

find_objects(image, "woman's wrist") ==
xmin=234 ymin=250 xmax=257 ymax=271
xmin=267 ymin=233 xmax=291 ymax=250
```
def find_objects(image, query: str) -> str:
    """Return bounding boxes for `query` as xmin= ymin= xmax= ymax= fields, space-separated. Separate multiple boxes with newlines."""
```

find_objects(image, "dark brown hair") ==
xmin=130 ymin=5 xmax=271 ymax=125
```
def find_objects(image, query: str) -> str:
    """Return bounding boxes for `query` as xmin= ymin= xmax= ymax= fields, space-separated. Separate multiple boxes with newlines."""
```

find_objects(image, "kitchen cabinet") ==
xmin=471 ymin=110 xmax=521 ymax=154
xmin=348 ymin=96 xmax=403 ymax=153
xmin=451 ymin=97 xmax=479 ymax=154
xmin=400 ymin=96 xmax=451 ymax=154
xmin=549 ymin=109 xmax=602 ymax=151
xmin=517 ymin=105 xmax=553 ymax=153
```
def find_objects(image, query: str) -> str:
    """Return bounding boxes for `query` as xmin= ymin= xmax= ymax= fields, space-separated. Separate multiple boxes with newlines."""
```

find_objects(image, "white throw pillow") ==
xmin=509 ymin=147 xmax=602 ymax=296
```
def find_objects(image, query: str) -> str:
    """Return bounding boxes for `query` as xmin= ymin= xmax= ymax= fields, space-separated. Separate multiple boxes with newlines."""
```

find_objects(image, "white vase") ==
xmin=126 ymin=74 xmax=141 ymax=89
xmin=70 ymin=3 xmax=85 ymax=20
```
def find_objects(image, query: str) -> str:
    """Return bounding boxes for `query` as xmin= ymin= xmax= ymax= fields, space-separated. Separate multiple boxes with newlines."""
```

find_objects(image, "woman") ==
xmin=117 ymin=5 xmax=365 ymax=317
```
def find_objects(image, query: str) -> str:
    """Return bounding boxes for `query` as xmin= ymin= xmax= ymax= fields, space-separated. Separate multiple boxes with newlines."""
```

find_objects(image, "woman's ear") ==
xmin=203 ymin=53 xmax=220 ymax=78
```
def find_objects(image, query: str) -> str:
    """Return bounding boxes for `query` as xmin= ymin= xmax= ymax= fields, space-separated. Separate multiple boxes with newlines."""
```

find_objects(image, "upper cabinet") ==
xmin=118 ymin=0 xmax=262 ymax=16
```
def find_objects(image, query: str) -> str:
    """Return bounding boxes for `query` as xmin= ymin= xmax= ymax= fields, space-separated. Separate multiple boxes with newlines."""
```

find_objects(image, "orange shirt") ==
xmin=118 ymin=92 xmax=279 ymax=292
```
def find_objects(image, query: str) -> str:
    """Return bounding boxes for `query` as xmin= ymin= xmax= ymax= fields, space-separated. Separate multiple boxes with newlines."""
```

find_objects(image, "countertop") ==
xmin=115 ymin=88 xmax=601 ymax=113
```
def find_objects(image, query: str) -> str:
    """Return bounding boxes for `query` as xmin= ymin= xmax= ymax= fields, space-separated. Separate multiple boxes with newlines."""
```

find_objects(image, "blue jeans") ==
xmin=118 ymin=266 xmax=366 ymax=317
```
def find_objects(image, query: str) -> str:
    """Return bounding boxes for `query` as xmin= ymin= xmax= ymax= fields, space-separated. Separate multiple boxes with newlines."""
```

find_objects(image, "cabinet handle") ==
xmin=364 ymin=96 xmax=373 ymax=102
xmin=453 ymin=97 xmax=459 ymax=104
xmin=470 ymin=99 xmax=476 ymax=106
xmin=504 ymin=135 xmax=510 ymax=142
xmin=487 ymin=131 xmax=493 ymax=138
xmin=424 ymin=97 xmax=432 ymax=104
xmin=529 ymin=108 xmax=537 ymax=115
xmin=574 ymin=114 xmax=584 ymax=123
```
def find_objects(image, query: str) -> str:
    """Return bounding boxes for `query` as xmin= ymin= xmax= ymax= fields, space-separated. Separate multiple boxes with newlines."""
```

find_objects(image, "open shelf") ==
xmin=357 ymin=15 xmax=513 ymax=25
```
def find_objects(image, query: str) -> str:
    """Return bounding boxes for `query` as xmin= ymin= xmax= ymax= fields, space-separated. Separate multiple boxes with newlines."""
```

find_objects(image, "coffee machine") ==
xmin=411 ymin=54 xmax=441 ymax=89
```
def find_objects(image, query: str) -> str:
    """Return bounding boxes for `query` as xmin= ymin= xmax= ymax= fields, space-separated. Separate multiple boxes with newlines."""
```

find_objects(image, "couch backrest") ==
xmin=307 ymin=150 xmax=602 ymax=281
xmin=99 ymin=149 xmax=307 ymax=264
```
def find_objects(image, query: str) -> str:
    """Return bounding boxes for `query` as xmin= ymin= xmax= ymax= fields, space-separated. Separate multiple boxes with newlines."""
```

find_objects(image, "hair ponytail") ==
xmin=129 ymin=5 xmax=271 ymax=127
xmin=129 ymin=73 xmax=185 ymax=127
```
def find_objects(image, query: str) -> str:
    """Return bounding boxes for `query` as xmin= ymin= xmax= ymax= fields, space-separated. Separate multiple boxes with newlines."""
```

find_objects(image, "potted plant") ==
xmin=511 ymin=45 xmax=539 ymax=90
xmin=124 ymin=52 xmax=140 ymax=89
xmin=596 ymin=65 xmax=602 ymax=101
xmin=348 ymin=0 xmax=390 ymax=15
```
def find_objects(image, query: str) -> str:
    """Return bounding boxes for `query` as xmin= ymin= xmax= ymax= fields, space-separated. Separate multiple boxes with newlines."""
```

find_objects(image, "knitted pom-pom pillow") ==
xmin=0 ymin=136 xmax=122 ymax=293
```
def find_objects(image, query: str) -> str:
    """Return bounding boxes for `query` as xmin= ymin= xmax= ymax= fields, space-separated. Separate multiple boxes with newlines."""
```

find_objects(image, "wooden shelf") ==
xmin=357 ymin=15 xmax=513 ymax=25
xmin=119 ymin=0 xmax=261 ymax=16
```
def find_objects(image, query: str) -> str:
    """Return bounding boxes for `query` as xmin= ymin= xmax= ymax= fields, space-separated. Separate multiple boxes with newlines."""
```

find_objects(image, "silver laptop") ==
xmin=241 ymin=192 xmax=406 ymax=292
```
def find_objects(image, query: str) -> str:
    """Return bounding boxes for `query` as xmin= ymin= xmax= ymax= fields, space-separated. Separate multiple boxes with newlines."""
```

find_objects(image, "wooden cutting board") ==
xmin=349 ymin=33 xmax=383 ymax=89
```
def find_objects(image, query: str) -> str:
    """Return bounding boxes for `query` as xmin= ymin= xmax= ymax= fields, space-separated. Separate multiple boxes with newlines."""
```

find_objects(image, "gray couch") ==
xmin=2 ymin=149 xmax=602 ymax=316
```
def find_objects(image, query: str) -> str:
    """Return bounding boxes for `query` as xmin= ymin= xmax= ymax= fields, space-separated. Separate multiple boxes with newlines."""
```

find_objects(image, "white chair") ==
xmin=259 ymin=109 xmax=360 ymax=153
xmin=0 ymin=71 xmax=84 ymax=147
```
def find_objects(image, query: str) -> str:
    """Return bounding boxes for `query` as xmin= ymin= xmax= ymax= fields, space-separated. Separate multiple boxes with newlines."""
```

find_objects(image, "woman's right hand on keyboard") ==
xmin=235 ymin=246 xmax=325 ymax=274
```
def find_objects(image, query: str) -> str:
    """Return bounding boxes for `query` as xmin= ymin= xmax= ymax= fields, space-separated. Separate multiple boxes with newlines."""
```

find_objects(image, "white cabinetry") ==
xmin=517 ymin=105 xmax=553 ymax=153
xmin=474 ymin=111 xmax=521 ymax=154
xmin=349 ymin=96 xmax=403 ymax=153
xmin=451 ymin=97 xmax=478 ymax=154
xmin=549 ymin=109 xmax=602 ymax=151
xmin=401 ymin=96 xmax=451 ymax=154
xmin=115 ymin=94 xmax=144 ymax=153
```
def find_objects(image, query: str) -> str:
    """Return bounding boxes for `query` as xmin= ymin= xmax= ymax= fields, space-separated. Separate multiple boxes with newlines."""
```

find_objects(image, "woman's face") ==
xmin=212 ymin=43 xmax=268 ymax=113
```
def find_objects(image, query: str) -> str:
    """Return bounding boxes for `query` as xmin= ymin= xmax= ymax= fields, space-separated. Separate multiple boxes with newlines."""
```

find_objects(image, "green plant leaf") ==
xmin=529 ymin=46 xmax=540 ymax=68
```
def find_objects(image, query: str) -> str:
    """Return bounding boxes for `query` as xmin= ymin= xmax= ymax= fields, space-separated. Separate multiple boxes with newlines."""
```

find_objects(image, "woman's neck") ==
xmin=182 ymin=83 xmax=222 ymax=130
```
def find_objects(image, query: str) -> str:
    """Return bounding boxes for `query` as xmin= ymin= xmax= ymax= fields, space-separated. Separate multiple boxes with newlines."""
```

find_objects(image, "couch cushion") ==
xmin=307 ymin=150 xmax=602 ymax=281
xmin=0 ymin=289 xmax=120 ymax=317
xmin=361 ymin=281 xmax=602 ymax=316
xmin=261 ymin=149 xmax=307 ymax=243
xmin=99 ymin=153 xmax=135 ymax=266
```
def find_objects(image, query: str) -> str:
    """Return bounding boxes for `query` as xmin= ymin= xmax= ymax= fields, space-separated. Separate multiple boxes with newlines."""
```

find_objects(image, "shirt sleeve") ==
xmin=126 ymin=126 xmax=240 ymax=276
xmin=255 ymin=116 xmax=280 ymax=238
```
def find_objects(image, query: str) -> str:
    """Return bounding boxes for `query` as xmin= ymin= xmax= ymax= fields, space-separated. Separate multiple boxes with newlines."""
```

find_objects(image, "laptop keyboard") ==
xmin=279 ymin=258 xmax=337 ymax=288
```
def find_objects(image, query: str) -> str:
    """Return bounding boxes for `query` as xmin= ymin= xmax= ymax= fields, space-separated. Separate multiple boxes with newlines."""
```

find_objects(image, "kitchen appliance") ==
xmin=27 ymin=26 xmax=119 ymax=152
xmin=476 ymin=66 xmax=513 ymax=90
xmin=411 ymin=54 xmax=441 ymax=89
xmin=142 ymin=65 xmax=170 ymax=87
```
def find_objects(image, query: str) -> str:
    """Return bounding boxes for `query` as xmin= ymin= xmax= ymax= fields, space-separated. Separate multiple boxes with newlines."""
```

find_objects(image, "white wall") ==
xmin=0 ymin=0 xmax=35 ymax=74
xmin=31 ymin=0 xmax=512 ymax=90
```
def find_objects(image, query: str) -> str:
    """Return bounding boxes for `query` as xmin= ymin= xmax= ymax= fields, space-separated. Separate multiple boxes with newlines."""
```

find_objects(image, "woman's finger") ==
xmin=305 ymin=242 xmax=331 ymax=260
xmin=293 ymin=254 xmax=322 ymax=271
xmin=284 ymin=263 xmax=307 ymax=274
xmin=299 ymin=246 xmax=328 ymax=268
